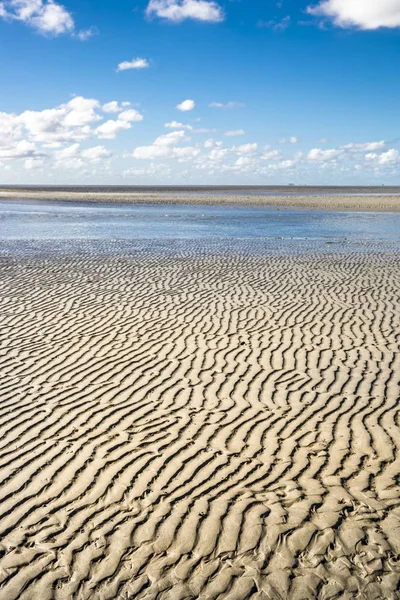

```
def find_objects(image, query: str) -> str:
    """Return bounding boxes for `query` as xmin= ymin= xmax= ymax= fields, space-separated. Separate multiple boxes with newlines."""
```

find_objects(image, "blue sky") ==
xmin=1 ymin=0 xmax=400 ymax=184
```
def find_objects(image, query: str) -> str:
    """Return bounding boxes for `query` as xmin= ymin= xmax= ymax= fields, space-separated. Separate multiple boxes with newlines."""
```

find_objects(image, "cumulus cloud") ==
xmin=377 ymin=149 xmax=399 ymax=165
xmin=208 ymin=147 xmax=228 ymax=160
xmin=0 ymin=111 xmax=21 ymax=146
xmin=225 ymin=130 xmax=245 ymax=137
xmin=117 ymin=58 xmax=150 ymax=71
xmin=117 ymin=109 xmax=143 ymax=123
xmin=102 ymin=101 xmax=129 ymax=113
xmin=95 ymin=108 xmax=143 ymax=139
xmin=24 ymin=157 xmax=46 ymax=169
xmin=0 ymin=139 xmax=43 ymax=159
xmin=164 ymin=121 xmax=193 ymax=130
xmin=0 ymin=96 xmax=143 ymax=152
xmin=132 ymin=146 xmax=172 ymax=160
xmin=16 ymin=97 xmax=103 ymax=145
xmin=261 ymin=150 xmax=281 ymax=160
xmin=53 ymin=143 xmax=112 ymax=168
xmin=146 ymin=0 xmax=224 ymax=23
xmin=54 ymin=143 xmax=80 ymax=161
xmin=233 ymin=143 xmax=258 ymax=155
xmin=81 ymin=145 xmax=112 ymax=161
xmin=341 ymin=141 xmax=386 ymax=152
xmin=0 ymin=0 xmax=93 ymax=37
xmin=307 ymin=148 xmax=342 ymax=161
xmin=95 ymin=120 xmax=130 ymax=139
xmin=132 ymin=145 xmax=199 ymax=160
xmin=176 ymin=99 xmax=195 ymax=112
xmin=131 ymin=128 xmax=200 ymax=161
xmin=209 ymin=101 xmax=245 ymax=109
xmin=307 ymin=0 xmax=400 ymax=29
xmin=154 ymin=130 xmax=188 ymax=146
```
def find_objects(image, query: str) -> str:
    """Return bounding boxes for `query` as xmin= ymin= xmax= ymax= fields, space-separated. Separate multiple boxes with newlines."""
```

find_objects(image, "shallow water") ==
xmin=1 ymin=200 xmax=399 ymax=242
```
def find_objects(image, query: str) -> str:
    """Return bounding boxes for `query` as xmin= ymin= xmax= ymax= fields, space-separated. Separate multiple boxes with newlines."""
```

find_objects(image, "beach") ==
xmin=0 ymin=231 xmax=399 ymax=598
xmin=0 ymin=187 xmax=400 ymax=212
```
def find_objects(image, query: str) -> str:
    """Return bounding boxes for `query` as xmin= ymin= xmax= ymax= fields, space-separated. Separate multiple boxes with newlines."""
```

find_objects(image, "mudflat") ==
xmin=0 ymin=239 xmax=399 ymax=599
xmin=0 ymin=187 xmax=400 ymax=211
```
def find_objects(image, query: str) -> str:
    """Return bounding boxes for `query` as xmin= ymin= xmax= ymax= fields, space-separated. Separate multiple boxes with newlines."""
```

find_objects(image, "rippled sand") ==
xmin=1 ymin=240 xmax=399 ymax=599
xmin=0 ymin=189 xmax=400 ymax=211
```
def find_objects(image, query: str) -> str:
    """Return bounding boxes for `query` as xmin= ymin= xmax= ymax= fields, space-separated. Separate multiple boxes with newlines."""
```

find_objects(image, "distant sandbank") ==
xmin=0 ymin=188 xmax=399 ymax=212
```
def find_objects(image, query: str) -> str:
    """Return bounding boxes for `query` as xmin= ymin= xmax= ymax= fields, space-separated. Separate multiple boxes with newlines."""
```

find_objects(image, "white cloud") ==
xmin=59 ymin=157 xmax=85 ymax=170
xmin=176 ymin=99 xmax=195 ymax=112
xmin=117 ymin=109 xmax=143 ymax=123
xmin=131 ymin=128 xmax=199 ymax=161
xmin=102 ymin=101 xmax=126 ymax=113
xmin=53 ymin=143 xmax=111 ymax=167
xmin=378 ymin=149 xmax=400 ymax=165
xmin=0 ymin=96 xmax=143 ymax=155
xmin=146 ymin=0 xmax=224 ymax=23
xmin=0 ymin=0 xmax=93 ymax=37
xmin=307 ymin=0 xmax=400 ymax=29
xmin=154 ymin=130 xmax=188 ymax=146
xmin=16 ymin=97 xmax=102 ymax=145
xmin=307 ymin=148 xmax=342 ymax=161
xmin=0 ymin=139 xmax=43 ymax=159
xmin=0 ymin=112 xmax=21 ymax=146
xmin=95 ymin=107 xmax=143 ymax=139
xmin=261 ymin=150 xmax=281 ymax=160
xmin=81 ymin=145 xmax=112 ymax=161
xmin=235 ymin=156 xmax=254 ymax=167
xmin=173 ymin=146 xmax=200 ymax=160
xmin=117 ymin=58 xmax=150 ymax=71
xmin=164 ymin=121 xmax=193 ymax=130
xmin=341 ymin=141 xmax=386 ymax=152
xmin=132 ymin=146 xmax=172 ymax=159
xmin=209 ymin=101 xmax=244 ymax=109
xmin=24 ymin=157 xmax=45 ymax=169
xmin=233 ymin=143 xmax=258 ymax=155
xmin=317 ymin=137 xmax=328 ymax=144
xmin=62 ymin=97 xmax=101 ymax=127
xmin=95 ymin=120 xmax=131 ymax=139
xmin=54 ymin=143 xmax=80 ymax=160
xmin=74 ymin=26 xmax=97 ymax=41
xmin=225 ymin=130 xmax=245 ymax=137
xmin=208 ymin=147 xmax=228 ymax=160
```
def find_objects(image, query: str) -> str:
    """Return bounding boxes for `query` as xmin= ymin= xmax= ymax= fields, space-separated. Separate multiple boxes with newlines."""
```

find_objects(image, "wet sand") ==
xmin=0 ymin=188 xmax=400 ymax=211
xmin=0 ymin=240 xmax=399 ymax=599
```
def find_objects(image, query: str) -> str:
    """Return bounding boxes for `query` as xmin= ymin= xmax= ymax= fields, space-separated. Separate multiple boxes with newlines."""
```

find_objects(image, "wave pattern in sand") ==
xmin=0 ymin=241 xmax=399 ymax=599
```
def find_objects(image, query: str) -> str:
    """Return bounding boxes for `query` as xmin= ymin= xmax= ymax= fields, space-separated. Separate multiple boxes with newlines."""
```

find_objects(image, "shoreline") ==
xmin=0 ymin=189 xmax=400 ymax=212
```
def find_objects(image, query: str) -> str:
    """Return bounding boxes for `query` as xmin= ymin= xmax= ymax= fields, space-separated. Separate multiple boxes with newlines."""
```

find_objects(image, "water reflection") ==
xmin=0 ymin=200 xmax=399 ymax=241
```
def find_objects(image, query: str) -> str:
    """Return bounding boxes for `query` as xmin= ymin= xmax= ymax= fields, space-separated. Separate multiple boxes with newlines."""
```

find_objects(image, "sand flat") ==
xmin=0 ymin=240 xmax=399 ymax=599
xmin=0 ymin=188 xmax=400 ymax=211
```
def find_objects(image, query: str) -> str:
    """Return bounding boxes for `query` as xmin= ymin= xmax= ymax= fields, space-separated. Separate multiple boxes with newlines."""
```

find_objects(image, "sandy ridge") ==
xmin=0 ymin=241 xmax=399 ymax=598
xmin=0 ymin=189 xmax=400 ymax=211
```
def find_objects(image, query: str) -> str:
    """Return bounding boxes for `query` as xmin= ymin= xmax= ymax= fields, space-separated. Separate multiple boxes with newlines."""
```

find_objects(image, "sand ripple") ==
xmin=0 ymin=241 xmax=399 ymax=599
